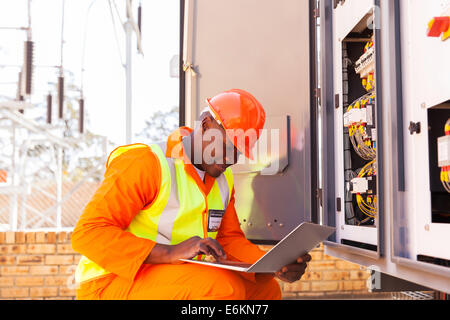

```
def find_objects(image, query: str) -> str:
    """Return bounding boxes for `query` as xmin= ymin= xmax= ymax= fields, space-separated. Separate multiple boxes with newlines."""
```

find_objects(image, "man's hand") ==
xmin=275 ymin=254 xmax=311 ymax=283
xmin=145 ymin=236 xmax=227 ymax=265
xmin=170 ymin=236 xmax=227 ymax=263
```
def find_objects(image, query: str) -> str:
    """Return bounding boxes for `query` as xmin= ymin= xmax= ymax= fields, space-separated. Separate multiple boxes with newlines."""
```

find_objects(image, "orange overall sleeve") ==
xmin=71 ymin=146 xmax=161 ymax=281
xmin=216 ymin=188 xmax=274 ymax=283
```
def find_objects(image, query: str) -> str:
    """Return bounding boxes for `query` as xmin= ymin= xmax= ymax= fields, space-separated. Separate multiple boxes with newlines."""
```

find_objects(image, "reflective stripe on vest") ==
xmin=75 ymin=143 xmax=233 ymax=284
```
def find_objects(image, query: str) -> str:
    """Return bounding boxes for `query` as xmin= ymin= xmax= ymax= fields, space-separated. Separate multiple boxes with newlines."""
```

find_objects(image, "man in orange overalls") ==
xmin=72 ymin=89 xmax=311 ymax=300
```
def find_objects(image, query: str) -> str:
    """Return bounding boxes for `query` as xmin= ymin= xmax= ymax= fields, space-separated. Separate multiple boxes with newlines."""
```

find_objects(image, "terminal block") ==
xmin=438 ymin=134 xmax=450 ymax=168
xmin=343 ymin=103 xmax=374 ymax=127
xmin=349 ymin=176 xmax=376 ymax=194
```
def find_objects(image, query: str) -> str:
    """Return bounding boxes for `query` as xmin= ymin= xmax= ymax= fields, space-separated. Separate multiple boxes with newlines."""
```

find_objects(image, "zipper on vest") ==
xmin=199 ymin=194 xmax=209 ymax=261
xmin=196 ymin=182 xmax=209 ymax=240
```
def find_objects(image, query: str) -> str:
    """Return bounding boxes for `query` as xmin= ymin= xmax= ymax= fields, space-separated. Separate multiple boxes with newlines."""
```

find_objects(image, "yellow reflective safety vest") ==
xmin=75 ymin=142 xmax=234 ymax=283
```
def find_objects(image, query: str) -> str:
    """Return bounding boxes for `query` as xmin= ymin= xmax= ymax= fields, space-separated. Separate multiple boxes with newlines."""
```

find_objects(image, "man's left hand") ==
xmin=275 ymin=254 xmax=312 ymax=283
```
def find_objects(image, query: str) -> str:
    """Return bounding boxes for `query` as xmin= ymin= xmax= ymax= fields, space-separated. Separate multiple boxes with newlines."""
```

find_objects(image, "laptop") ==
xmin=179 ymin=222 xmax=336 ymax=273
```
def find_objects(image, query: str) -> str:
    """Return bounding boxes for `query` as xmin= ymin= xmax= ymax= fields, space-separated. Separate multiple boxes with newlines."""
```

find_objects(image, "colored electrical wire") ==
xmin=357 ymin=201 xmax=376 ymax=219
xmin=441 ymin=118 xmax=450 ymax=193
xmin=347 ymin=93 xmax=376 ymax=160
xmin=357 ymin=159 xmax=376 ymax=178
xmin=355 ymin=160 xmax=378 ymax=219
xmin=356 ymin=195 xmax=377 ymax=218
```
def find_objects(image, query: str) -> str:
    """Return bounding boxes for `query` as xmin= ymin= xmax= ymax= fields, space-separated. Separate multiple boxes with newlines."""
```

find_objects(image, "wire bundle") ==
xmin=345 ymin=40 xmax=379 ymax=227
xmin=355 ymin=160 xmax=377 ymax=224
xmin=360 ymin=41 xmax=375 ymax=92
xmin=344 ymin=170 xmax=357 ymax=225
xmin=347 ymin=93 xmax=376 ymax=160
xmin=441 ymin=119 xmax=450 ymax=193
xmin=357 ymin=159 xmax=377 ymax=178
xmin=362 ymin=72 xmax=375 ymax=92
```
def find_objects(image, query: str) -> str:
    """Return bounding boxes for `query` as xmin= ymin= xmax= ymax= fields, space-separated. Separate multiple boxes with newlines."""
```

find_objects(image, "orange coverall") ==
xmin=71 ymin=128 xmax=282 ymax=300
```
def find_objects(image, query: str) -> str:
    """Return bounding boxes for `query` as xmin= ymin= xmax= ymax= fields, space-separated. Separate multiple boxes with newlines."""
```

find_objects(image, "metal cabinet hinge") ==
xmin=316 ymin=188 xmax=323 ymax=207
xmin=313 ymin=8 xmax=320 ymax=18
xmin=313 ymin=0 xmax=320 ymax=18
xmin=408 ymin=121 xmax=421 ymax=135
xmin=336 ymin=197 xmax=342 ymax=212
xmin=314 ymin=88 xmax=321 ymax=105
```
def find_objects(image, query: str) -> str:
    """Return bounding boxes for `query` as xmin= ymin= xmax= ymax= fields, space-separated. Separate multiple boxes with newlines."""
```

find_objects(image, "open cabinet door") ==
xmin=181 ymin=0 xmax=314 ymax=242
xmin=319 ymin=0 xmax=450 ymax=293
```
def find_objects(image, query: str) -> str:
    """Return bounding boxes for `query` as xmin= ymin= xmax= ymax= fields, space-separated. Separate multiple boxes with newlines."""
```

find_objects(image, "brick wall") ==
xmin=0 ymin=231 xmax=78 ymax=300
xmin=0 ymin=231 xmax=370 ymax=300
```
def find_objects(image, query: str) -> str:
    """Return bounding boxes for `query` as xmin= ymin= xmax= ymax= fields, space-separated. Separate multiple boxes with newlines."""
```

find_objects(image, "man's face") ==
xmin=200 ymin=116 xmax=242 ymax=178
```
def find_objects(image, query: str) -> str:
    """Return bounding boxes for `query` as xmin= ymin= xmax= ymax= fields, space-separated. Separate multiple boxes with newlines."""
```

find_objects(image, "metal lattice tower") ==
xmin=0 ymin=101 xmax=107 ymax=231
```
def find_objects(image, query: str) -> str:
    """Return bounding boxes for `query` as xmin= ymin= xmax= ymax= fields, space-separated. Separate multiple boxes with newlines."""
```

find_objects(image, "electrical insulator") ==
xmin=16 ymin=71 xmax=23 ymax=100
xmin=17 ymin=71 xmax=24 ymax=113
xmin=79 ymin=98 xmax=84 ymax=134
xmin=137 ymin=3 xmax=142 ymax=51
xmin=58 ymin=76 xmax=64 ymax=119
xmin=138 ymin=3 xmax=142 ymax=34
xmin=24 ymin=40 xmax=34 ymax=95
xmin=47 ymin=93 xmax=52 ymax=124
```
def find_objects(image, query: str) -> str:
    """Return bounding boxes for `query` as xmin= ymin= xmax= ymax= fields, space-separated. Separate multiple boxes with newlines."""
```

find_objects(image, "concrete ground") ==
xmin=283 ymin=291 xmax=437 ymax=300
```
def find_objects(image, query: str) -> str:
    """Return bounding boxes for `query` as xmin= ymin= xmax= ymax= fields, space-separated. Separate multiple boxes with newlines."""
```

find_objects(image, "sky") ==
xmin=0 ymin=0 xmax=180 ymax=146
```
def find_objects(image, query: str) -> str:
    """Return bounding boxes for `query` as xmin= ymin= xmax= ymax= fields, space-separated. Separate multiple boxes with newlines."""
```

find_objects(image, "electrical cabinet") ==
xmin=332 ymin=0 xmax=380 ymax=254
xmin=321 ymin=0 xmax=450 ymax=293
xmin=399 ymin=0 xmax=450 ymax=267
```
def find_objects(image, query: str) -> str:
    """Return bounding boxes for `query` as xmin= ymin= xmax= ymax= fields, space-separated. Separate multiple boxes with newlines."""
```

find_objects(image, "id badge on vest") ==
xmin=207 ymin=209 xmax=225 ymax=232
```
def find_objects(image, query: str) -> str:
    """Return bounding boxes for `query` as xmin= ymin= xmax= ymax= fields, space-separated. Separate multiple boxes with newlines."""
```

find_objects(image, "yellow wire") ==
xmin=358 ymin=195 xmax=377 ymax=213
xmin=357 ymin=201 xmax=377 ymax=218
xmin=358 ymin=160 xmax=373 ymax=177
xmin=357 ymin=202 xmax=375 ymax=218
xmin=356 ymin=195 xmax=377 ymax=218
xmin=358 ymin=194 xmax=377 ymax=208
xmin=361 ymin=199 xmax=377 ymax=214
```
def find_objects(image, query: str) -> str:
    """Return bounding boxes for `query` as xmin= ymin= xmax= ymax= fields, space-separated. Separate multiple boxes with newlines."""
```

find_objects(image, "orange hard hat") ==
xmin=206 ymin=89 xmax=266 ymax=160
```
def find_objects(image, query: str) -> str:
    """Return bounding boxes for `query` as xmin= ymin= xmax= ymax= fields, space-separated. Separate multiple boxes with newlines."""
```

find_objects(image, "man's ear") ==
xmin=201 ymin=116 xmax=212 ymax=133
